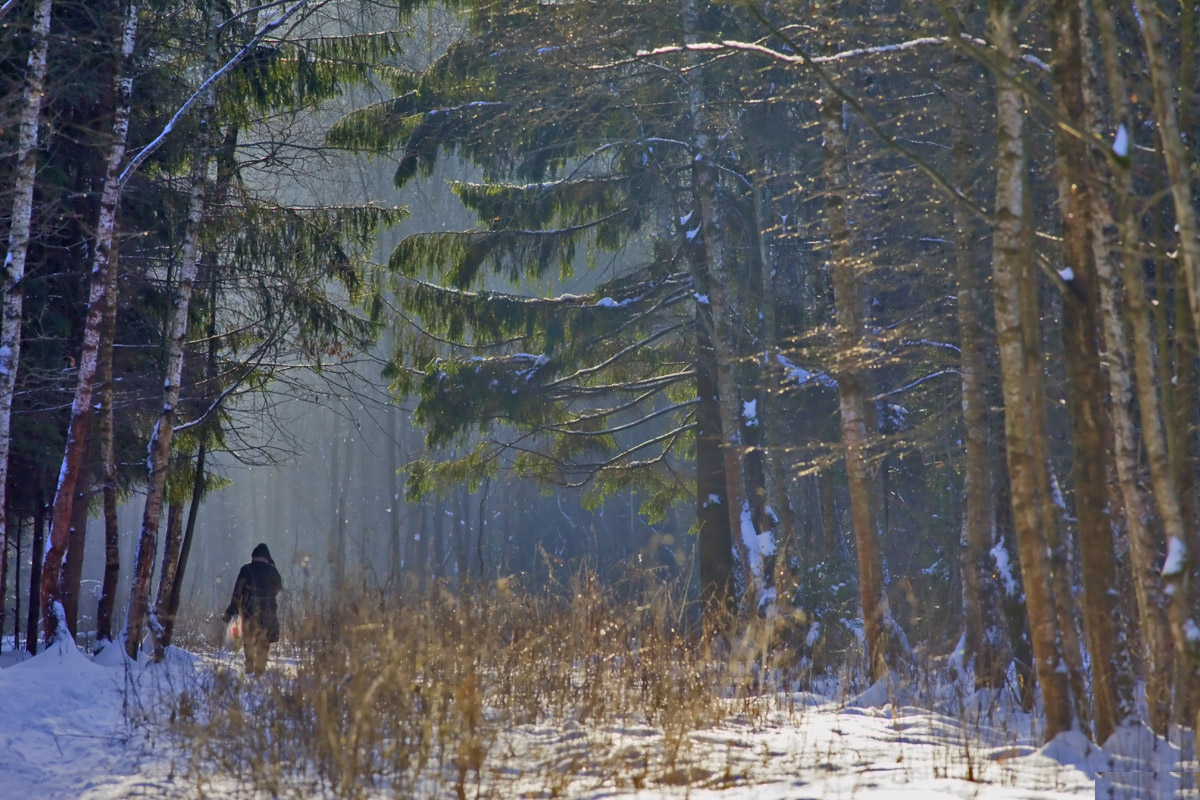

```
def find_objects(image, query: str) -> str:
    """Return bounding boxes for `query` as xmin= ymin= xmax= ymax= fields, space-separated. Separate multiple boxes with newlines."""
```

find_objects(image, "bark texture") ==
xmin=952 ymin=65 xmax=1006 ymax=690
xmin=821 ymin=85 xmax=904 ymax=682
xmin=1138 ymin=0 xmax=1200 ymax=712
xmin=42 ymin=0 xmax=140 ymax=644
xmin=0 ymin=0 xmax=53 ymax=623
xmin=988 ymin=0 xmax=1076 ymax=739
xmin=123 ymin=6 xmax=214 ymax=660
xmin=684 ymin=0 xmax=762 ymax=606
xmin=1048 ymin=0 xmax=1134 ymax=742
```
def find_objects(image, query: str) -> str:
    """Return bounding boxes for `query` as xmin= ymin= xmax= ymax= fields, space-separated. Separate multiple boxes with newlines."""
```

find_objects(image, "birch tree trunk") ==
xmin=0 ymin=0 xmax=53 ymax=619
xmin=1092 ymin=0 xmax=1185 ymax=731
xmin=988 ymin=0 xmax=1076 ymax=739
xmin=1137 ymin=0 xmax=1200 ymax=720
xmin=1067 ymin=0 xmax=1171 ymax=735
xmin=41 ymin=0 xmax=139 ymax=644
xmin=122 ymin=6 xmax=215 ymax=660
xmin=821 ymin=84 xmax=905 ymax=683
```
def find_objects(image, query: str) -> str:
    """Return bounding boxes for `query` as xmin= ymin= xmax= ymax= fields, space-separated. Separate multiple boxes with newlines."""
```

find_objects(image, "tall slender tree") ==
xmin=0 ymin=0 xmax=53 ymax=630
xmin=986 ymin=0 xmax=1076 ymax=739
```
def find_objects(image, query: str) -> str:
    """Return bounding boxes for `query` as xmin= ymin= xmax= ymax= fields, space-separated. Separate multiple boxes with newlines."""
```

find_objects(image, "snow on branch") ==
xmin=118 ymin=0 xmax=310 ymax=188
xmin=617 ymin=35 xmax=986 ymax=70
xmin=875 ymin=369 xmax=958 ymax=399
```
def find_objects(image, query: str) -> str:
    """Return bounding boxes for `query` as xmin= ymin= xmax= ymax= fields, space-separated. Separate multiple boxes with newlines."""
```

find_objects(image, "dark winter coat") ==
xmin=224 ymin=558 xmax=283 ymax=643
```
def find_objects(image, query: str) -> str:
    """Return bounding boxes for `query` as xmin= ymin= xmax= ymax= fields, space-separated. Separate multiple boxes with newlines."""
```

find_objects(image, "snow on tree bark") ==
xmin=123 ymin=6 xmax=215 ymax=660
xmin=42 ymin=0 xmax=140 ymax=645
xmin=1137 ymin=0 xmax=1200 ymax=721
xmin=683 ymin=0 xmax=762 ymax=608
xmin=1081 ymin=0 xmax=1176 ymax=735
xmin=1048 ymin=0 xmax=1135 ymax=743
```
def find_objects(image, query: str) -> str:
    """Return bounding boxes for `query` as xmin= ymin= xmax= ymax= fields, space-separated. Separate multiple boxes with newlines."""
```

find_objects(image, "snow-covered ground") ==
xmin=0 ymin=637 xmax=1188 ymax=799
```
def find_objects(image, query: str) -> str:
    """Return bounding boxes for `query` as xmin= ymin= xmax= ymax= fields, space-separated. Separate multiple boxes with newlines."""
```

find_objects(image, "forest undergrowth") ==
xmin=158 ymin=568 xmax=1065 ymax=800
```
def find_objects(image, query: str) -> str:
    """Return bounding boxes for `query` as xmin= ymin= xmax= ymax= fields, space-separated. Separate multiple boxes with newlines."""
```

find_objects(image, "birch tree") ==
xmin=987 ymin=0 xmax=1076 ymax=739
xmin=122 ymin=4 xmax=218 ymax=660
xmin=0 ymin=0 xmax=53 ymax=634
xmin=1137 ymin=0 xmax=1200 ymax=718
xmin=1089 ymin=0 xmax=1176 ymax=733
xmin=40 ymin=0 xmax=139 ymax=645
xmin=952 ymin=58 xmax=1006 ymax=691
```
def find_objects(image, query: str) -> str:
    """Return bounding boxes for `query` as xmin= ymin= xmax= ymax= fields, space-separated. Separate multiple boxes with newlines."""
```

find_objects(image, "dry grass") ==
xmin=170 ymin=568 xmax=775 ymax=799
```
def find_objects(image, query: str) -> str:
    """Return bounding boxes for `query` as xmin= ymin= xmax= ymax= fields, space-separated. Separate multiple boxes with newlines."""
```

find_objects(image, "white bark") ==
xmin=1091 ymin=0 xmax=1175 ymax=733
xmin=988 ymin=0 xmax=1076 ymax=739
xmin=118 ymin=0 xmax=309 ymax=188
xmin=42 ymin=0 xmax=140 ymax=644
xmin=123 ymin=8 xmax=217 ymax=660
xmin=0 ymin=0 xmax=53 ymax=627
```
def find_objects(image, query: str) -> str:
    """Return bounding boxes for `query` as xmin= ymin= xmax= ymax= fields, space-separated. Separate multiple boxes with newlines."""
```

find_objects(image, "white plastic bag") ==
xmin=224 ymin=614 xmax=242 ymax=650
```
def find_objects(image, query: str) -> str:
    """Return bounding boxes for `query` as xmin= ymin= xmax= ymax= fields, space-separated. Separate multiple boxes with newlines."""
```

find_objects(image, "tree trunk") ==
xmin=160 ymin=444 xmax=206 ymax=653
xmin=953 ymin=61 xmax=1006 ymax=690
xmin=987 ymin=0 xmax=1076 ymax=739
xmin=330 ymin=427 xmax=347 ymax=590
xmin=1093 ymin=0 xmax=1183 ymax=733
xmin=0 ymin=0 xmax=53 ymax=631
xmin=0 ymin=509 xmax=8 ymax=653
xmin=477 ymin=477 xmax=489 ymax=579
xmin=388 ymin=400 xmax=402 ymax=584
xmin=683 ymin=0 xmax=762 ymax=608
xmin=26 ymin=501 xmax=45 ymax=653
xmin=750 ymin=148 xmax=795 ymax=612
xmin=992 ymin=453 xmax=1036 ymax=709
xmin=43 ymin=0 xmax=139 ymax=645
xmin=454 ymin=484 xmax=469 ymax=585
xmin=433 ymin=492 xmax=446 ymax=581
xmin=691 ymin=231 xmax=734 ymax=611
xmin=413 ymin=501 xmax=429 ymax=591
xmin=1048 ymin=0 xmax=1134 ymax=742
xmin=1138 ymin=0 xmax=1200 ymax=727
xmin=820 ymin=81 xmax=905 ymax=682
xmin=12 ymin=518 xmax=21 ymax=651
xmin=151 ymin=500 xmax=184 ymax=656
xmin=818 ymin=470 xmax=839 ymax=559
xmin=61 ymin=459 xmax=92 ymax=637
xmin=95 ymin=248 xmax=121 ymax=647
xmin=123 ymin=6 xmax=214 ymax=661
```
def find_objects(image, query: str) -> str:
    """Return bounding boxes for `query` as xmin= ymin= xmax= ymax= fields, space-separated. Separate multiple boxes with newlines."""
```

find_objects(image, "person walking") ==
xmin=222 ymin=543 xmax=283 ymax=674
